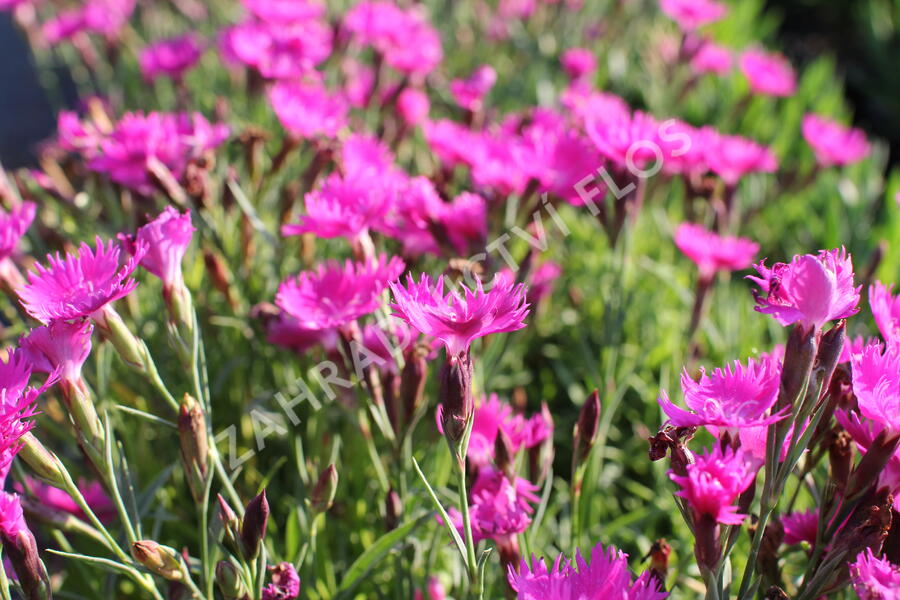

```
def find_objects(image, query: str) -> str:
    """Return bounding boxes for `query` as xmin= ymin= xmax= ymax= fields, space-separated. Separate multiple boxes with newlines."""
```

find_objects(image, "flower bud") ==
xmin=131 ymin=540 xmax=184 ymax=581
xmin=400 ymin=345 xmax=428 ymax=427
xmin=494 ymin=430 xmax=515 ymax=481
xmin=94 ymin=305 xmax=147 ymax=369
xmin=215 ymin=559 xmax=250 ymax=600
xmin=812 ymin=320 xmax=845 ymax=402
xmin=385 ymin=488 xmax=401 ymax=531
xmin=240 ymin=490 xmax=269 ymax=560
xmin=438 ymin=352 xmax=473 ymax=443
xmin=776 ymin=323 xmax=817 ymax=412
xmin=178 ymin=395 xmax=209 ymax=501
xmin=573 ymin=390 xmax=601 ymax=465
xmin=846 ymin=430 xmax=900 ymax=502
xmin=203 ymin=248 xmax=236 ymax=308
xmin=310 ymin=465 xmax=338 ymax=515
xmin=217 ymin=494 xmax=241 ymax=555
xmin=528 ymin=403 xmax=555 ymax=485
xmin=2 ymin=528 xmax=51 ymax=600
xmin=829 ymin=429 xmax=855 ymax=491
xmin=18 ymin=433 xmax=67 ymax=488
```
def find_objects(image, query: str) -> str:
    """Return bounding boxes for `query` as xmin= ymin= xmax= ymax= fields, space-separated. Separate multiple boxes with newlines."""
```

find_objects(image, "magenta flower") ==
xmin=704 ymin=132 xmax=778 ymax=186
xmin=670 ymin=445 xmax=758 ymax=525
xmin=870 ymin=282 xmax=900 ymax=343
xmin=560 ymin=48 xmax=597 ymax=81
xmin=781 ymin=509 xmax=819 ymax=546
xmin=802 ymin=114 xmax=870 ymax=167
xmin=447 ymin=467 xmax=538 ymax=545
xmin=434 ymin=192 xmax=488 ymax=255
xmin=0 ymin=351 xmax=46 ymax=485
xmin=586 ymin=110 xmax=661 ymax=170
xmin=220 ymin=20 xmax=333 ymax=80
xmin=57 ymin=111 xmax=104 ymax=157
xmin=508 ymin=542 xmax=667 ymax=600
xmin=739 ymin=49 xmax=797 ymax=97
xmin=674 ymin=223 xmax=758 ymax=281
xmin=747 ymin=247 xmax=860 ymax=330
xmin=396 ymin=88 xmax=430 ymax=126
xmin=836 ymin=409 xmax=900 ymax=511
xmin=423 ymin=119 xmax=479 ymax=169
xmin=850 ymin=341 xmax=900 ymax=433
xmin=414 ymin=578 xmax=446 ymax=600
xmin=268 ymin=79 xmax=348 ymax=140
xmin=266 ymin=313 xmax=339 ymax=356
xmin=390 ymin=274 xmax=529 ymax=357
xmin=659 ymin=0 xmax=726 ymax=31
xmin=20 ymin=321 xmax=93 ymax=384
xmin=468 ymin=130 xmax=529 ymax=195
xmin=343 ymin=2 xmax=443 ymax=76
xmin=851 ymin=549 xmax=900 ymax=600
xmin=528 ymin=262 xmax=562 ymax=306
xmin=42 ymin=0 xmax=135 ymax=42
xmin=467 ymin=394 xmax=552 ymax=466
xmin=262 ymin=562 xmax=300 ymax=600
xmin=243 ymin=0 xmax=325 ymax=23
xmin=0 ymin=493 xmax=25 ymax=540
xmin=139 ymin=35 xmax=203 ymax=83
xmin=450 ymin=65 xmax=497 ymax=111
xmin=691 ymin=41 xmax=732 ymax=75
xmin=0 ymin=202 xmax=35 ymax=263
xmin=276 ymin=255 xmax=405 ymax=332
xmin=659 ymin=356 xmax=783 ymax=433
xmin=121 ymin=207 xmax=194 ymax=292
xmin=19 ymin=237 xmax=145 ymax=324
xmin=339 ymin=133 xmax=396 ymax=178
xmin=17 ymin=476 xmax=115 ymax=523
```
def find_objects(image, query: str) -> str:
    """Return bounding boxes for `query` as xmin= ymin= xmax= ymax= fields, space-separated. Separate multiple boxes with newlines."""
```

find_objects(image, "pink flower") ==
xmin=269 ymin=79 xmax=348 ymax=140
xmin=659 ymin=0 xmax=726 ymax=30
xmin=414 ymin=577 xmax=446 ymax=600
xmin=450 ymin=65 xmax=497 ymax=111
xmin=42 ymin=0 xmax=135 ymax=42
xmin=747 ymin=247 xmax=860 ymax=330
xmin=0 ymin=351 xmax=46 ymax=485
xmin=139 ymin=35 xmax=203 ymax=82
xmin=20 ymin=321 xmax=93 ymax=383
xmin=262 ymin=562 xmax=300 ymax=600
xmin=434 ymin=192 xmax=488 ymax=255
xmin=423 ymin=119 xmax=478 ymax=168
xmin=0 ymin=202 xmax=35 ymax=262
xmin=448 ymin=467 xmax=538 ymax=545
xmin=220 ymin=20 xmax=333 ymax=79
xmin=243 ymin=0 xmax=325 ymax=24
xmin=17 ymin=476 xmax=115 ymax=523
xmin=739 ymin=49 xmax=797 ymax=97
xmin=586 ymin=110 xmax=661 ymax=170
xmin=781 ymin=509 xmax=818 ymax=546
xmin=468 ymin=130 xmax=529 ymax=195
xmin=19 ymin=237 xmax=145 ymax=324
xmin=836 ymin=409 xmax=900 ymax=511
xmin=870 ymin=282 xmax=900 ymax=343
xmin=266 ymin=313 xmax=338 ymax=355
xmin=528 ymin=262 xmax=562 ymax=305
xmin=0 ymin=493 xmax=25 ymax=539
xmin=560 ymin=48 xmax=596 ymax=81
xmin=276 ymin=255 xmax=405 ymax=332
xmin=690 ymin=41 xmax=732 ymax=75
xmin=659 ymin=356 xmax=783 ymax=432
xmin=343 ymin=2 xmax=443 ymax=76
xmin=670 ymin=445 xmax=758 ymax=525
xmin=121 ymin=207 xmax=194 ymax=291
xmin=396 ymin=88 xmax=430 ymax=126
xmin=850 ymin=341 xmax=900 ymax=433
xmin=508 ymin=542 xmax=667 ymax=600
xmin=704 ymin=132 xmax=777 ymax=185
xmin=57 ymin=111 xmax=104 ymax=157
xmin=850 ymin=549 xmax=900 ymax=600
xmin=839 ymin=334 xmax=869 ymax=365
xmin=467 ymin=395 xmax=553 ymax=466
xmin=802 ymin=114 xmax=870 ymax=167
xmin=390 ymin=274 xmax=529 ymax=357
xmin=674 ymin=223 xmax=758 ymax=280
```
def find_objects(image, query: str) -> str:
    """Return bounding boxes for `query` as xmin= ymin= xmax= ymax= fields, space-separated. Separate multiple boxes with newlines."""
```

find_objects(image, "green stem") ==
xmin=0 ymin=549 xmax=11 ymax=600
xmin=457 ymin=461 xmax=479 ymax=599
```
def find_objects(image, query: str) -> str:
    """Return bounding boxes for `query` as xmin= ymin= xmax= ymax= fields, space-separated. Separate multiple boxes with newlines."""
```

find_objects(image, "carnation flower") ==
xmin=276 ymin=255 xmax=405 ymax=332
xmin=390 ymin=274 xmax=529 ymax=358
xmin=121 ymin=207 xmax=194 ymax=291
xmin=659 ymin=0 xmax=726 ymax=31
xmin=396 ymin=88 xmax=430 ymax=125
xmin=690 ymin=41 xmax=732 ymax=75
xmin=262 ymin=562 xmax=300 ymax=600
xmin=450 ymin=65 xmax=497 ymax=111
xmin=43 ymin=0 xmax=135 ymax=42
xmin=586 ymin=110 xmax=661 ymax=170
xmin=414 ymin=577 xmax=446 ymax=600
xmin=659 ymin=356 xmax=783 ymax=433
xmin=802 ymin=114 xmax=870 ymax=167
xmin=850 ymin=549 xmax=900 ymax=600
xmin=447 ymin=467 xmax=538 ymax=545
xmin=434 ymin=192 xmax=488 ymax=255
xmin=139 ymin=35 xmax=203 ymax=82
xmin=423 ymin=119 xmax=478 ymax=168
xmin=560 ymin=48 xmax=597 ymax=81
xmin=0 ymin=493 xmax=25 ymax=540
xmin=747 ymin=247 xmax=860 ymax=330
xmin=343 ymin=2 xmax=443 ymax=76
xmin=467 ymin=394 xmax=553 ymax=466
xmin=268 ymin=79 xmax=348 ymax=140
xmin=739 ymin=49 xmax=797 ymax=97
xmin=508 ymin=542 xmax=667 ymax=600
xmin=781 ymin=509 xmax=819 ymax=546
xmin=674 ymin=223 xmax=758 ymax=281
xmin=20 ymin=321 xmax=93 ymax=384
xmin=468 ymin=130 xmax=529 ymax=195
xmin=266 ymin=313 xmax=339 ymax=355
xmin=243 ymin=0 xmax=325 ymax=24
xmin=850 ymin=341 xmax=900 ymax=433
xmin=704 ymin=132 xmax=777 ymax=186
xmin=670 ymin=445 xmax=758 ymax=525
xmin=19 ymin=237 xmax=145 ymax=324
xmin=220 ymin=19 xmax=333 ymax=79
xmin=870 ymin=281 xmax=900 ymax=343
xmin=0 ymin=202 xmax=35 ymax=263
xmin=0 ymin=351 xmax=47 ymax=485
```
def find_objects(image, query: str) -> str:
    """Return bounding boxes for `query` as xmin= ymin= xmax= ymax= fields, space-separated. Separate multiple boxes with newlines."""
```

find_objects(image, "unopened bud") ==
xmin=203 ymin=249 xmax=236 ymax=308
xmin=217 ymin=494 xmax=241 ymax=555
xmin=178 ymin=395 xmax=209 ymax=501
xmin=131 ymin=540 xmax=184 ymax=581
xmin=18 ymin=433 xmax=66 ymax=488
xmin=777 ymin=323 xmax=817 ymax=412
xmin=240 ymin=490 xmax=269 ymax=560
xmin=829 ymin=429 xmax=855 ymax=491
xmin=94 ymin=305 xmax=147 ymax=369
xmin=311 ymin=464 xmax=338 ymax=514
xmin=438 ymin=352 xmax=474 ymax=443
xmin=400 ymin=346 xmax=428 ymax=427
xmin=385 ymin=488 xmax=401 ymax=531
xmin=573 ymin=390 xmax=601 ymax=465
xmin=847 ymin=430 xmax=900 ymax=502
xmin=215 ymin=559 xmax=250 ymax=600
xmin=813 ymin=320 xmax=845 ymax=400
xmin=2 ymin=526 xmax=51 ymax=600
xmin=494 ymin=430 xmax=515 ymax=480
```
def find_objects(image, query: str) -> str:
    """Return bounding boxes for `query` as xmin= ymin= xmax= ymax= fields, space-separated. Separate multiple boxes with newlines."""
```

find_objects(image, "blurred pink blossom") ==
xmin=739 ymin=49 xmax=796 ymax=97
xmin=802 ymin=114 xmax=870 ymax=167
xmin=674 ymin=222 xmax=758 ymax=280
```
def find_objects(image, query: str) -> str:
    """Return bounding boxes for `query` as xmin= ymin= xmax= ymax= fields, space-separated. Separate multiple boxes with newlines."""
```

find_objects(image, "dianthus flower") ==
xmin=17 ymin=476 xmax=115 ymax=523
xmin=747 ymin=247 xmax=859 ymax=330
xmin=139 ymin=35 xmax=203 ymax=82
xmin=585 ymin=110 xmax=661 ymax=171
xmin=0 ymin=351 xmax=48 ymax=485
xmin=739 ymin=49 xmax=796 ymax=97
xmin=850 ymin=549 xmax=900 ymax=600
xmin=19 ymin=237 xmax=145 ymax=324
xmin=396 ymin=88 xmax=430 ymax=126
xmin=266 ymin=313 xmax=339 ymax=355
xmin=220 ymin=19 xmax=333 ymax=79
xmin=262 ymin=562 xmax=300 ymax=600
xmin=390 ymin=274 xmax=529 ymax=358
xmin=802 ymin=114 xmax=870 ymax=167
xmin=414 ymin=577 xmax=446 ymax=600
xmin=423 ymin=119 xmax=478 ymax=169
xmin=560 ymin=48 xmax=597 ymax=81
xmin=0 ymin=493 xmax=26 ymax=540
xmin=659 ymin=356 xmax=783 ymax=433
xmin=447 ymin=467 xmax=538 ymax=545
xmin=659 ymin=0 xmax=726 ymax=31
xmin=450 ymin=65 xmax=497 ymax=111
xmin=690 ymin=41 xmax=732 ymax=75
xmin=43 ymin=0 xmax=135 ymax=42
xmin=276 ymin=255 xmax=404 ymax=332
xmin=850 ymin=341 xmax=900 ymax=434
xmin=466 ymin=395 xmax=553 ymax=466
xmin=869 ymin=282 xmax=900 ymax=343
xmin=242 ymin=0 xmax=324 ymax=23
xmin=781 ymin=509 xmax=819 ymax=546
xmin=268 ymin=79 xmax=348 ymax=140
xmin=343 ymin=2 xmax=443 ymax=76
xmin=704 ymin=132 xmax=777 ymax=186
xmin=0 ymin=202 xmax=35 ymax=269
xmin=674 ymin=223 xmax=758 ymax=281
xmin=20 ymin=321 xmax=93 ymax=384
xmin=670 ymin=445 xmax=758 ymax=525
xmin=121 ymin=207 xmax=194 ymax=293
xmin=508 ymin=542 xmax=667 ymax=600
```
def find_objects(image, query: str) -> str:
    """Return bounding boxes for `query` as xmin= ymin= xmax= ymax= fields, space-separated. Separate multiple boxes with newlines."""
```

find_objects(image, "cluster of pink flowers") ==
xmin=42 ymin=0 xmax=135 ymax=43
xmin=467 ymin=394 xmax=552 ymax=466
xmin=670 ymin=445 xmax=759 ymax=526
xmin=139 ymin=35 xmax=204 ymax=83
xmin=674 ymin=223 xmax=758 ymax=281
xmin=802 ymin=114 xmax=871 ymax=167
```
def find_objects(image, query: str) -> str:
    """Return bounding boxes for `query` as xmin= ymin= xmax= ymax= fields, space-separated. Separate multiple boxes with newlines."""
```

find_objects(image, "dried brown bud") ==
xmin=645 ymin=539 xmax=671 ymax=590
xmin=494 ymin=430 xmax=515 ymax=480
xmin=829 ymin=429 xmax=855 ymax=491
xmin=178 ymin=395 xmax=209 ymax=501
